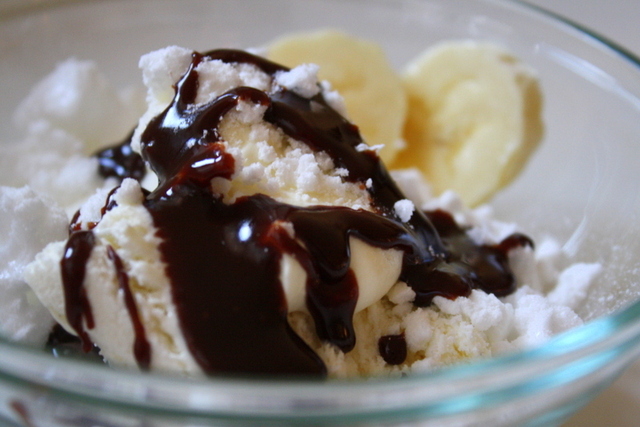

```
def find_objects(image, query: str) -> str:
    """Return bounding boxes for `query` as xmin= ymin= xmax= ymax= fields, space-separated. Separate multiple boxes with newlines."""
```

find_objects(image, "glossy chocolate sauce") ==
xmin=378 ymin=334 xmax=407 ymax=365
xmin=107 ymin=245 xmax=151 ymax=370
xmin=46 ymin=323 xmax=102 ymax=361
xmin=60 ymin=230 xmax=95 ymax=353
xmin=95 ymin=131 xmax=146 ymax=182
xmin=61 ymin=49 xmax=530 ymax=376
xmin=407 ymin=210 xmax=534 ymax=307
xmin=62 ymin=188 xmax=151 ymax=368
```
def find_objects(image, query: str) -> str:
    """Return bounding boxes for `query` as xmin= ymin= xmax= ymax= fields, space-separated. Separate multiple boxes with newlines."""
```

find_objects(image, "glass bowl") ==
xmin=1 ymin=0 xmax=640 ymax=425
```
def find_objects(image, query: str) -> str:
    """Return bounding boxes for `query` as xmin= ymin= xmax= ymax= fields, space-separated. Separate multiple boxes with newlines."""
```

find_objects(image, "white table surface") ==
xmin=522 ymin=1 xmax=640 ymax=426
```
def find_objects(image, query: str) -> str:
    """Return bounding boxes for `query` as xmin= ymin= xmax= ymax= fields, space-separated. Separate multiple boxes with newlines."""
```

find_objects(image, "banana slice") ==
xmin=393 ymin=40 xmax=544 ymax=206
xmin=268 ymin=29 xmax=407 ymax=165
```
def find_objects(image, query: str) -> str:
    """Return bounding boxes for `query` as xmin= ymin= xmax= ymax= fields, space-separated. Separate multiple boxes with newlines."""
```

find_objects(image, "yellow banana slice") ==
xmin=393 ymin=40 xmax=544 ymax=206
xmin=268 ymin=30 xmax=407 ymax=165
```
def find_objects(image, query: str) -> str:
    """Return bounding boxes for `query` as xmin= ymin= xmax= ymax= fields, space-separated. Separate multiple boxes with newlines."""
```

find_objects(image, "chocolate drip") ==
xmin=146 ymin=190 xmax=326 ymax=375
xmin=95 ymin=131 xmax=146 ymax=182
xmin=286 ymin=207 xmax=419 ymax=352
xmin=405 ymin=210 xmax=534 ymax=306
xmin=46 ymin=323 xmax=103 ymax=360
xmin=497 ymin=233 xmax=535 ymax=253
xmin=69 ymin=209 xmax=82 ymax=234
xmin=60 ymin=230 xmax=96 ymax=352
xmin=378 ymin=334 xmax=407 ymax=365
xmin=107 ymin=246 xmax=152 ymax=370
xmin=61 ymin=185 xmax=155 ymax=365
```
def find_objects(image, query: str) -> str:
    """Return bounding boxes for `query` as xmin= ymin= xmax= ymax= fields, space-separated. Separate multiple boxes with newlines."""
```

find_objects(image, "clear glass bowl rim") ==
xmin=1 ymin=0 xmax=640 ymax=421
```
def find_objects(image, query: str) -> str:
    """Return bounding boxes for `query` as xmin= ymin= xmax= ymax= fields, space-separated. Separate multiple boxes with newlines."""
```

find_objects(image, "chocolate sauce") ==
xmin=68 ymin=209 xmax=82 ymax=234
xmin=405 ymin=210 xmax=534 ymax=306
xmin=60 ymin=187 xmax=152 ymax=366
xmin=69 ymin=186 xmax=121 ymax=235
xmin=145 ymin=190 xmax=326 ymax=375
xmin=46 ymin=323 xmax=102 ymax=360
xmin=95 ymin=131 xmax=146 ymax=182
xmin=107 ymin=246 xmax=151 ymax=370
xmin=378 ymin=334 xmax=407 ymax=365
xmin=62 ymin=49 xmax=530 ymax=377
xmin=60 ymin=230 xmax=95 ymax=352
xmin=135 ymin=49 xmax=532 ymax=376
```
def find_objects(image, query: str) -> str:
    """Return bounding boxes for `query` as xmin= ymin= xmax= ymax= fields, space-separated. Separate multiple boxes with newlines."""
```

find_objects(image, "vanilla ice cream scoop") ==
xmin=26 ymin=47 xmax=530 ymax=377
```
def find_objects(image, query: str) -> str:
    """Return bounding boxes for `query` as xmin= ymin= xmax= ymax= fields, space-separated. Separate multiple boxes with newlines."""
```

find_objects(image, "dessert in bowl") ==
xmin=1 ymin=0 xmax=640 ymax=426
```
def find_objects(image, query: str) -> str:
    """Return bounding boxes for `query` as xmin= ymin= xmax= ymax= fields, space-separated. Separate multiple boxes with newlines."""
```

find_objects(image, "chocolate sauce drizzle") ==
xmin=107 ymin=245 xmax=152 ymax=370
xmin=62 ymin=188 xmax=152 ymax=369
xmin=94 ymin=131 xmax=146 ymax=182
xmin=60 ymin=230 xmax=95 ymax=353
xmin=408 ymin=210 xmax=534 ymax=306
xmin=46 ymin=323 xmax=102 ymax=360
xmin=137 ymin=49 xmax=531 ymax=375
xmin=61 ymin=49 xmax=531 ymax=377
